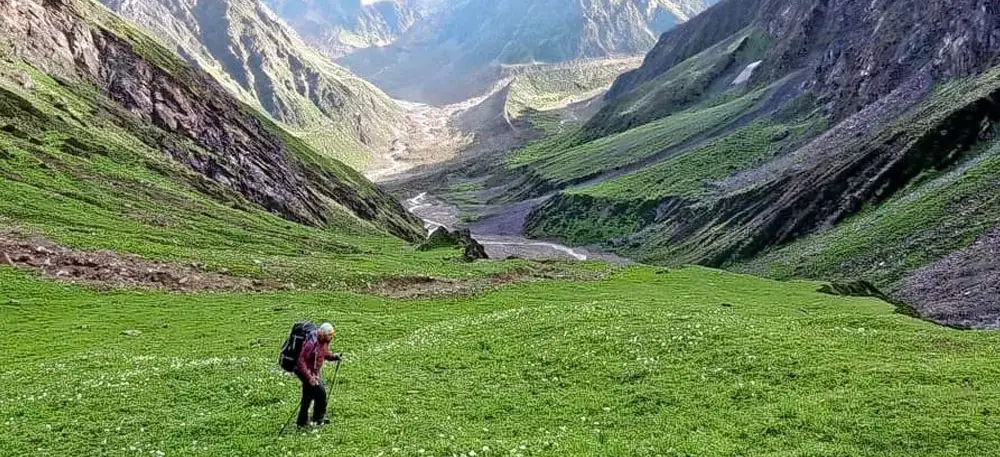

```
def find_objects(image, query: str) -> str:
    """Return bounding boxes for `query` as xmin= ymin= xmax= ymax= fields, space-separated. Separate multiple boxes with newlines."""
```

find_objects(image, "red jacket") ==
xmin=295 ymin=335 xmax=339 ymax=379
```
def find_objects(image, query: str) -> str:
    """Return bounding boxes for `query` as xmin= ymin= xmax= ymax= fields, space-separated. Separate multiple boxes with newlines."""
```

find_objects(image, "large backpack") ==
xmin=279 ymin=321 xmax=317 ymax=373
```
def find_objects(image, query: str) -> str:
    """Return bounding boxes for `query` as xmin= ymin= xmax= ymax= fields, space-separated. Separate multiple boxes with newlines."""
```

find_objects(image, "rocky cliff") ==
xmin=606 ymin=0 xmax=1000 ymax=124
xmin=100 ymin=0 xmax=407 ymax=170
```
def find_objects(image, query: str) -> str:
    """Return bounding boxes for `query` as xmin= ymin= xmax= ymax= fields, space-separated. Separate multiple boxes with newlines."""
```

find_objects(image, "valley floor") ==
xmin=364 ymin=89 xmax=616 ymax=262
xmin=5 ymin=265 xmax=1000 ymax=456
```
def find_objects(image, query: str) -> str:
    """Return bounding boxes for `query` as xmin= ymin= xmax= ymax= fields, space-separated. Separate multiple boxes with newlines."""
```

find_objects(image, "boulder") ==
xmin=417 ymin=227 xmax=488 ymax=262
xmin=454 ymin=229 xmax=489 ymax=262
xmin=19 ymin=72 xmax=33 ymax=90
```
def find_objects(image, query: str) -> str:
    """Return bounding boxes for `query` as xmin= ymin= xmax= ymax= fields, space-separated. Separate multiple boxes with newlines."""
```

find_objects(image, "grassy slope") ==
xmin=502 ymin=25 xmax=774 ymax=199
xmin=294 ymin=127 xmax=380 ymax=171
xmin=585 ymin=27 xmax=770 ymax=139
xmin=735 ymin=133 xmax=1000 ymax=287
xmin=523 ymin=97 xmax=826 ymax=247
xmin=577 ymin=114 xmax=826 ymax=200
xmin=499 ymin=26 xmax=776 ymax=246
xmin=5 ymin=266 xmax=1000 ymax=456
xmin=509 ymin=87 xmax=764 ymax=189
xmin=503 ymin=58 xmax=642 ymax=119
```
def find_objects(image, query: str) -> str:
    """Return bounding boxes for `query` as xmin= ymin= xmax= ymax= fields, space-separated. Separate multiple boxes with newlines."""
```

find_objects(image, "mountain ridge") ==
xmin=262 ymin=0 xmax=423 ymax=58
xmin=268 ymin=0 xmax=716 ymax=104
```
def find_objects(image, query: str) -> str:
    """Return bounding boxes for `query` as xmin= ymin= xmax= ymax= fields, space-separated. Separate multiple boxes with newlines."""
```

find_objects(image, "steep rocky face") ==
xmin=607 ymin=0 xmax=1000 ymax=124
xmin=604 ymin=0 xmax=762 ymax=102
xmin=0 ymin=0 xmax=423 ymax=240
xmin=758 ymin=0 xmax=1000 ymax=119
xmin=268 ymin=0 xmax=715 ymax=104
xmin=100 ymin=0 xmax=406 ymax=170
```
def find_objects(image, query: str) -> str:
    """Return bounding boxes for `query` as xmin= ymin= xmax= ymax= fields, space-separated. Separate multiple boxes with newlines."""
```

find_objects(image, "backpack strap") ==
xmin=306 ymin=332 xmax=319 ymax=373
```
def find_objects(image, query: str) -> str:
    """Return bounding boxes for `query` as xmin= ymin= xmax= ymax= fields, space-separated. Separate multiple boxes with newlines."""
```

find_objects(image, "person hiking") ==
xmin=294 ymin=322 xmax=341 ymax=428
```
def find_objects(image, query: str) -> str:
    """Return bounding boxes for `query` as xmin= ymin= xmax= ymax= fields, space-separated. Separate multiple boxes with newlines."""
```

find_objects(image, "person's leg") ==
xmin=296 ymin=374 xmax=313 ymax=427
xmin=312 ymin=382 xmax=328 ymax=424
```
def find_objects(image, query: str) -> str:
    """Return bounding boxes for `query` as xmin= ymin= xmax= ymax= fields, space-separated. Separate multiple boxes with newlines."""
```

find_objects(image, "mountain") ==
xmin=261 ymin=0 xmax=423 ymax=58
xmin=497 ymin=0 xmax=1000 ymax=327
xmin=269 ymin=0 xmax=717 ymax=104
xmin=0 ymin=0 xmax=423 ymax=244
xmin=100 ymin=0 xmax=406 ymax=170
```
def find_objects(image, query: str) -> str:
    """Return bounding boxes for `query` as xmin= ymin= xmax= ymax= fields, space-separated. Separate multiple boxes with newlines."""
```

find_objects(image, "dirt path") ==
xmin=362 ymin=264 xmax=608 ymax=299
xmin=0 ymin=234 xmax=278 ymax=292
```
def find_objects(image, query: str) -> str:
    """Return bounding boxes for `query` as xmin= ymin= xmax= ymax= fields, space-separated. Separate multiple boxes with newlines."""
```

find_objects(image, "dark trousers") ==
xmin=296 ymin=373 xmax=327 ymax=426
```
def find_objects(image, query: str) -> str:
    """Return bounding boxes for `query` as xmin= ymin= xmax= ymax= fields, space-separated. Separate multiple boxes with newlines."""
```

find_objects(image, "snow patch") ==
xmin=732 ymin=60 xmax=763 ymax=86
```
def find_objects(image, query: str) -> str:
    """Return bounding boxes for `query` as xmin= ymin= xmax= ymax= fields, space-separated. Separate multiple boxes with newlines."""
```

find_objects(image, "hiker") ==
xmin=294 ymin=322 xmax=341 ymax=428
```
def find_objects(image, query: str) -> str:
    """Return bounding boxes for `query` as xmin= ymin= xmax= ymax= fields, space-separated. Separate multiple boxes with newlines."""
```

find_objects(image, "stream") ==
xmin=404 ymin=192 xmax=627 ymax=262
xmin=369 ymin=96 xmax=628 ymax=263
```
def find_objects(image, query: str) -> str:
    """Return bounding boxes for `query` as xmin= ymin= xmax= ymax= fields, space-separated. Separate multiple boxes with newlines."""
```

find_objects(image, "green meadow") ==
xmin=4 ymin=265 xmax=1000 ymax=456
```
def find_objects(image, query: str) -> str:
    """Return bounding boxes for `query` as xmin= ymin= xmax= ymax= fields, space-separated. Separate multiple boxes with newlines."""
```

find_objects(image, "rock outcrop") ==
xmin=418 ymin=227 xmax=489 ymax=262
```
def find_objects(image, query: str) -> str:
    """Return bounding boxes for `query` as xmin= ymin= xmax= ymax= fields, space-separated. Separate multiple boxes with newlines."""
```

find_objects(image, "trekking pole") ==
xmin=326 ymin=359 xmax=342 ymax=405
xmin=278 ymin=399 xmax=298 ymax=437
xmin=279 ymin=360 xmax=341 ymax=435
